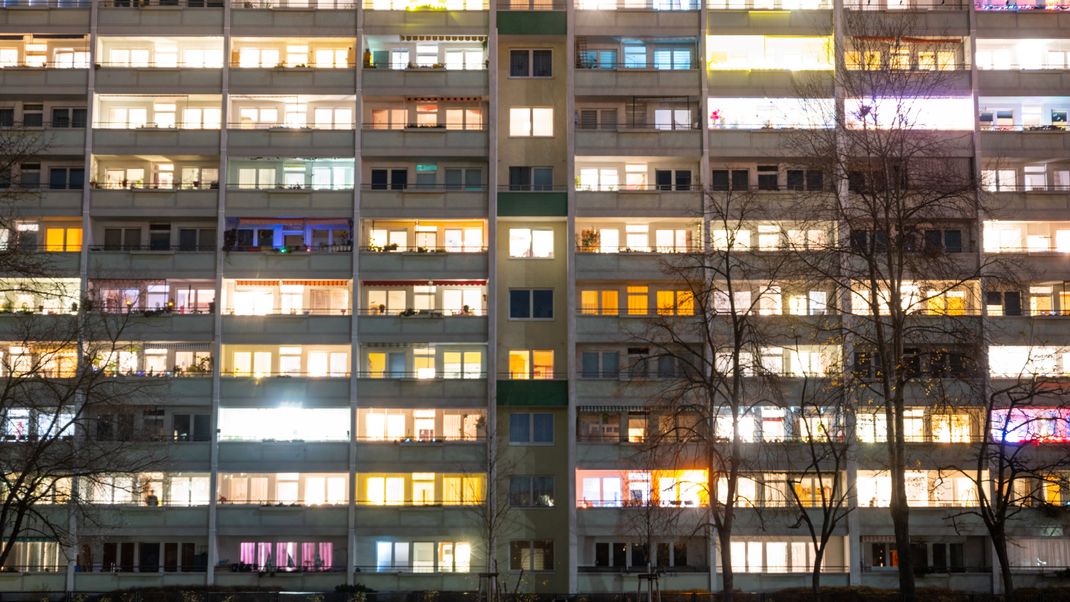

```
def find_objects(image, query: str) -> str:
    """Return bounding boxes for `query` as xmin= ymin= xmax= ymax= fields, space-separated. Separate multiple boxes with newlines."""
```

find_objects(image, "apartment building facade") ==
xmin=0 ymin=0 xmax=1069 ymax=594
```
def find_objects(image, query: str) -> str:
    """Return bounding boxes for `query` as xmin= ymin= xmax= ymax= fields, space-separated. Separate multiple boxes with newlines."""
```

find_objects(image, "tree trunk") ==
xmin=993 ymin=531 xmax=1014 ymax=601
xmin=890 ymin=500 xmax=915 ymax=602
xmin=811 ymin=546 xmax=824 ymax=596
xmin=718 ymin=529 xmax=733 ymax=602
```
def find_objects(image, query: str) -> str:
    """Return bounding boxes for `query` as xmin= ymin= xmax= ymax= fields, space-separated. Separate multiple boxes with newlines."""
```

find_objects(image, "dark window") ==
xmin=0 ymin=108 xmax=13 ymax=127
xmin=192 ymin=414 xmax=211 ymax=441
xmin=508 ymin=475 xmax=554 ymax=507
xmin=511 ymin=412 xmax=553 ymax=444
xmin=655 ymin=170 xmax=672 ymax=191
xmin=787 ymin=169 xmax=804 ymax=191
xmin=509 ymin=289 xmax=531 ymax=319
xmin=509 ymin=50 xmax=529 ymax=77
xmin=757 ymin=165 xmax=778 ymax=190
xmin=509 ymin=288 xmax=554 ymax=319
xmin=731 ymin=169 xmax=749 ymax=191
xmin=370 ymin=169 xmax=388 ymax=190
xmin=509 ymin=166 xmax=553 ymax=191
xmin=19 ymin=163 xmax=40 ymax=188
xmin=149 ymin=224 xmax=170 ymax=251
xmin=675 ymin=170 xmax=692 ymax=191
xmin=509 ymin=166 xmax=531 ymax=191
xmin=172 ymin=414 xmax=191 ymax=441
xmin=533 ymin=50 xmax=552 ymax=76
xmin=139 ymin=543 xmax=160 ymax=572
xmin=711 ymin=170 xmax=729 ymax=191
xmin=943 ymin=229 xmax=962 ymax=253
xmin=390 ymin=169 xmax=408 ymax=190
xmin=49 ymin=167 xmax=83 ymax=190
xmin=178 ymin=229 xmax=198 ymax=251
xmin=22 ymin=105 xmax=43 ymax=128
xmin=533 ymin=167 xmax=553 ymax=191
xmin=510 ymin=49 xmax=552 ymax=77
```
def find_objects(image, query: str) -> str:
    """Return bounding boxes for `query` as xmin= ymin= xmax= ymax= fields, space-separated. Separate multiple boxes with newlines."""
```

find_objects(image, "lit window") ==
xmin=509 ymin=107 xmax=554 ymax=137
xmin=508 ymin=228 xmax=553 ymax=258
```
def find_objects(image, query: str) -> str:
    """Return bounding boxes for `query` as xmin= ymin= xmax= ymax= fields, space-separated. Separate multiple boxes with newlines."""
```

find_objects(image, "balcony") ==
xmin=575 ymin=126 xmax=702 ymax=156
xmin=95 ymin=311 xmax=214 ymax=341
xmin=231 ymin=6 xmax=357 ymax=36
xmin=357 ymin=377 xmax=487 ymax=406
xmin=707 ymin=70 xmax=834 ymax=96
xmin=229 ymin=68 xmax=356 ymax=94
xmin=218 ymin=442 xmax=349 ymax=472
xmin=85 ymin=505 xmax=211 ymax=534
xmin=94 ymin=68 xmax=223 ymax=94
xmin=575 ymin=251 xmax=684 ymax=281
xmin=355 ymin=440 xmax=485 ymax=471
xmin=360 ymin=188 xmax=487 ymax=218
xmin=975 ymin=10 xmax=1070 ymax=38
xmin=361 ymin=127 xmax=488 ymax=157
xmin=353 ymin=505 xmax=478 ymax=530
xmin=226 ymin=128 xmax=354 ymax=157
xmin=89 ymin=186 xmax=218 ymax=217
xmin=574 ymin=68 xmax=699 ymax=97
xmin=221 ymin=248 xmax=352 ymax=278
xmin=362 ymin=68 xmax=488 ymax=97
xmin=976 ymin=69 xmax=1070 ymax=96
xmin=97 ymin=2 xmax=224 ymax=34
xmin=575 ymin=189 xmax=702 ymax=217
xmin=226 ymin=188 xmax=353 ymax=216
xmin=0 ymin=67 xmax=88 ymax=95
xmin=220 ymin=376 xmax=350 ymax=404
xmin=980 ymin=129 xmax=1070 ymax=156
xmin=221 ymin=314 xmax=352 ymax=344
xmin=39 ymin=126 xmax=86 ymax=154
xmin=362 ymin=8 xmax=488 ymax=33
xmin=87 ymin=248 xmax=215 ymax=278
xmin=704 ymin=8 xmax=831 ymax=35
xmin=216 ymin=505 xmax=348 ymax=532
xmin=357 ymin=314 xmax=487 ymax=343
xmin=0 ymin=4 xmax=89 ymax=34
xmin=357 ymin=249 xmax=487 ymax=280
xmin=92 ymin=128 xmax=220 ymax=155
xmin=8 ymin=188 xmax=83 ymax=215
xmin=574 ymin=7 xmax=698 ymax=35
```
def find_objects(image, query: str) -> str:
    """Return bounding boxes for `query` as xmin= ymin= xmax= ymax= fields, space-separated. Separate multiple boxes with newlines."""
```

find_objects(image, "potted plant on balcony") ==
xmin=579 ymin=228 xmax=600 ymax=252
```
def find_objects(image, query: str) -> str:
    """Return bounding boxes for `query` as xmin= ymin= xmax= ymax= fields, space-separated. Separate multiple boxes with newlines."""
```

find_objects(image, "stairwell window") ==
xmin=510 ymin=540 xmax=554 ymax=571
xmin=509 ymin=49 xmax=552 ymax=77
xmin=509 ymin=107 xmax=553 ymax=137
xmin=508 ymin=228 xmax=553 ymax=258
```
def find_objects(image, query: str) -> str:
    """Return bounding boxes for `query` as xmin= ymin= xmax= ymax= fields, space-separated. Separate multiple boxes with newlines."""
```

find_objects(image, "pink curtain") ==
xmin=319 ymin=542 xmax=333 ymax=571
xmin=257 ymin=542 xmax=271 ymax=569
xmin=301 ymin=543 xmax=316 ymax=571
xmin=240 ymin=542 xmax=256 ymax=566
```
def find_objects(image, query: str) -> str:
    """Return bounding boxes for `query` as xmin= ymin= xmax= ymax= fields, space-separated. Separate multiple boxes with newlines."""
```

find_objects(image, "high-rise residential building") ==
xmin=0 ymin=0 xmax=1068 ymax=594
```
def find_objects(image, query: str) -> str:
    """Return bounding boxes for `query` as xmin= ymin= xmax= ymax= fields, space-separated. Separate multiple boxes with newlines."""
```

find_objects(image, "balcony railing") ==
xmin=227 ymin=122 xmax=355 ymax=130
xmin=222 ymin=370 xmax=350 ymax=377
xmin=0 ymin=61 xmax=89 ymax=69
xmin=92 ymin=121 xmax=220 ymax=130
xmin=224 ymin=306 xmax=351 ymax=316
xmin=576 ymin=120 xmax=702 ymax=131
xmin=573 ymin=0 xmax=700 ymax=8
xmin=361 ymin=184 xmax=487 ymax=192
xmin=980 ymin=124 xmax=1069 ymax=132
xmin=576 ymin=62 xmax=698 ymax=71
xmin=361 ymin=123 xmax=487 ymax=131
xmin=358 ymin=307 xmax=487 ymax=316
xmin=0 ymin=121 xmax=86 ymax=129
xmin=708 ymin=0 xmax=831 ymax=7
xmin=574 ymin=184 xmax=700 ymax=192
xmin=847 ymin=0 xmax=965 ymax=8
xmin=497 ymin=0 xmax=565 ymax=9
xmin=234 ymin=0 xmax=355 ymax=7
xmin=0 ymin=0 xmax=90 ymax=6
xmin=101 ymin=0 xmax=221 ymax=6
xmin=222 ymin=243 xmax=353 ymax=253
xmin=357 ymin=370 xmax=486 ymax=379
xmin=359 ymin=245 xmax=487 ymax=253
xmin=224 ymin=184 xmax=354 ymax=192
xmin=91 ymin=181 xmax=219 ymax=191
xmin=974 ymin=0 xmax=1070 ymax=10
xmin=89 ymin=244 xmax=215 ymax=252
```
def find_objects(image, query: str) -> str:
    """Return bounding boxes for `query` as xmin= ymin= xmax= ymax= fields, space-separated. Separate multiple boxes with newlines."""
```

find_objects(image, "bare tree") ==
xmin=789 ymin=13 xmax=988 ymax=600
xmin=776 ymin=369 xmax=852 ymax=594
xmin=945 ymin=344 xmax=1070 ymax=600
xmin=0 ymin=309 xmax=162 ymax=571
xmin=634 ymin=188 xmax=806 ymax=601
xmin=0 ymin=129 xmax=161 ymax=573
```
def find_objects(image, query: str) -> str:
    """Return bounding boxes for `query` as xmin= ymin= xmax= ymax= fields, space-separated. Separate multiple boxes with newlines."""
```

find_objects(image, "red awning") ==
xmin=362 ymin=280 xmax=486 ymax=287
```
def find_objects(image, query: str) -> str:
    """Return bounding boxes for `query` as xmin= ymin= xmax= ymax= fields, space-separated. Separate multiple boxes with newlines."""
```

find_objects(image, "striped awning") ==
xmin=578 ymin=405 xmax=650 ymax=414
xmin=362 ymin=280 xmax=486 ymax=287
xmin=234 ymin=280 xmax=349 ymax=287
